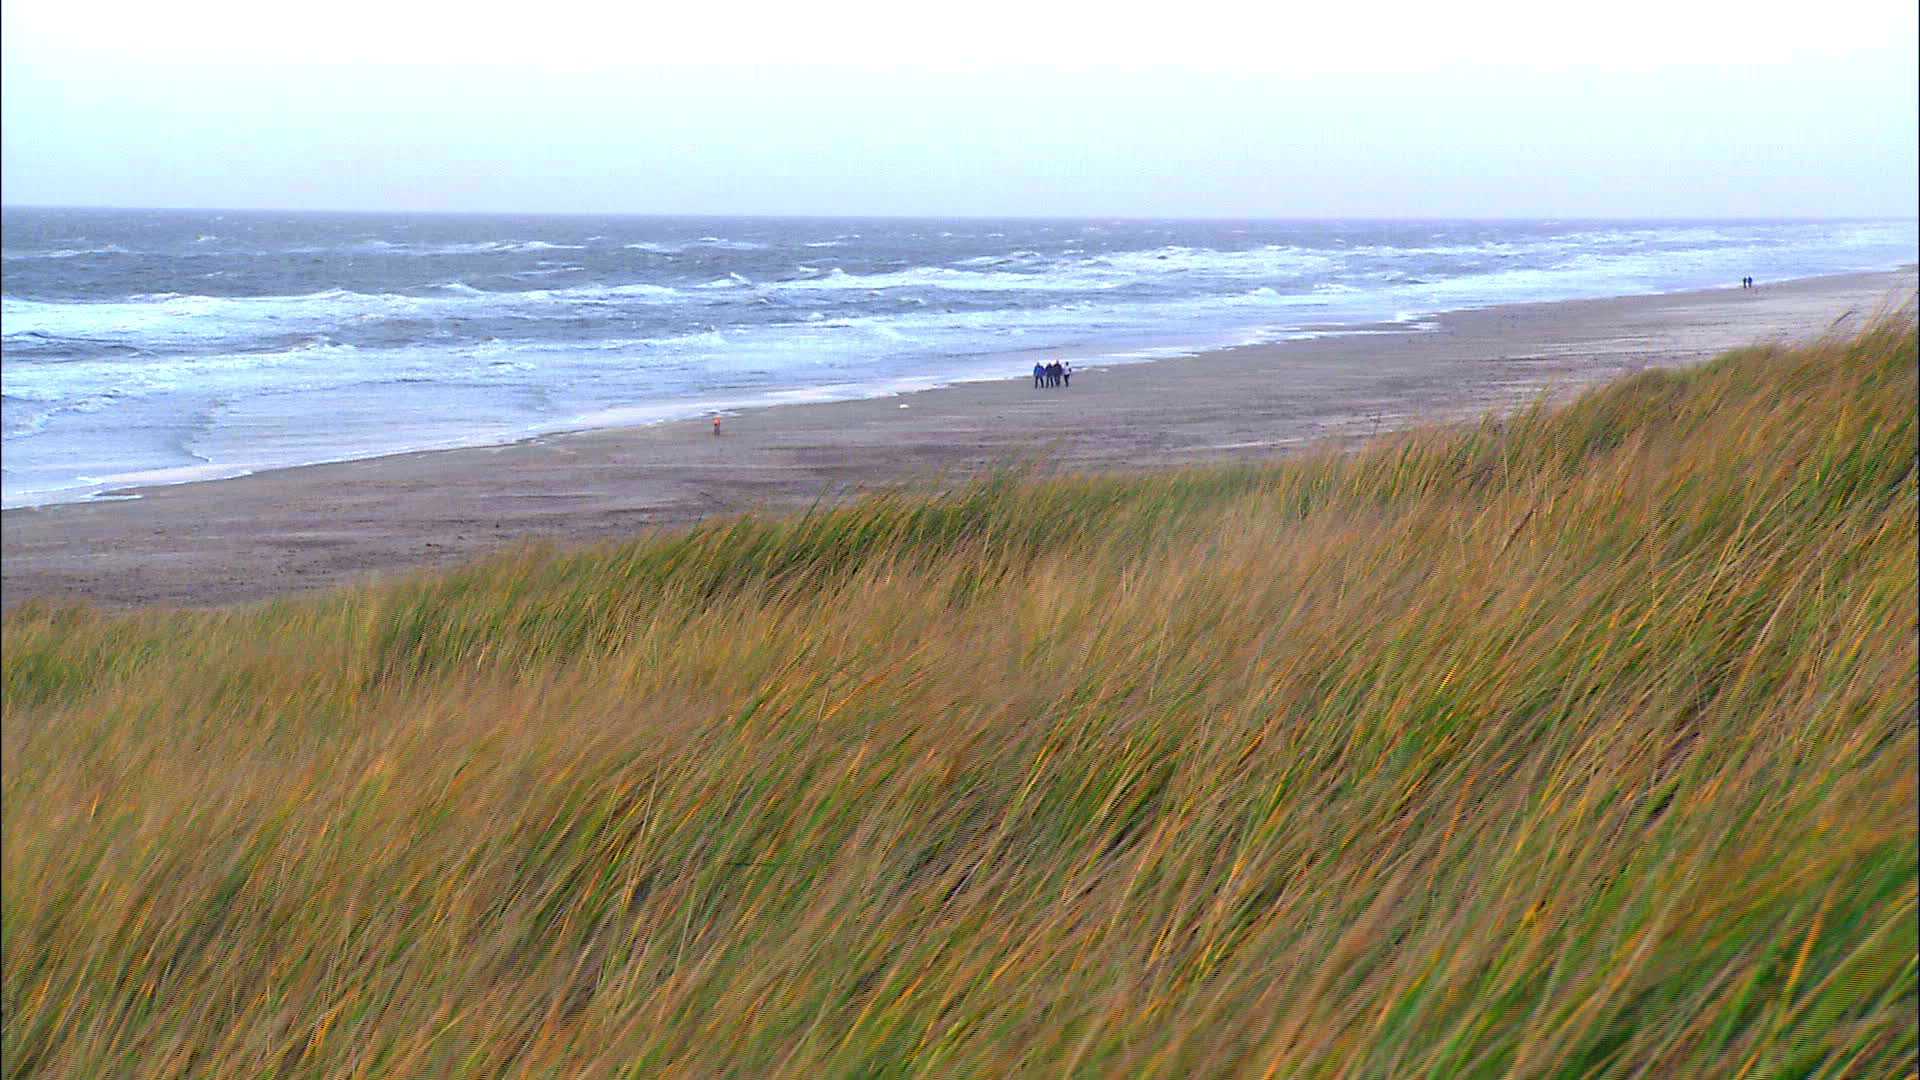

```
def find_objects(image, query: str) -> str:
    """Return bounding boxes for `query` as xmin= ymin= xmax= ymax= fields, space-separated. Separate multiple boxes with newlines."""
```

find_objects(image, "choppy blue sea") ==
xmin=3 ymin=209 xmax=1913 ymax=506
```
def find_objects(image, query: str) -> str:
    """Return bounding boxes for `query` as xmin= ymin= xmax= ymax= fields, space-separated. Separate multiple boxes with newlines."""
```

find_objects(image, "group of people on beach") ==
xmin=1032 ymin=360 xmax=1072 ymax=389
xmin=1740 ymin=276 xmax=1757 ymax=289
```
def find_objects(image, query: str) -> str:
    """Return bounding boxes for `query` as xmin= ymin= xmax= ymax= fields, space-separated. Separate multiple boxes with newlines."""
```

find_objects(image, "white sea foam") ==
xmin=325 ymin=239 xmax=591 ymax=256
xmin=1 ymin=280 xmax=685 ymax=343
xmin=763 ymin=245 xmax=1345 ymax=294
xmin=572 ymin=282 xmax=681 ymax=299
xmin=3 ymin=244 xmax=132 ymax=260
xmin=89 ymin=462 xmax=255 ymax=490
xmin=768 ymin=265 xmax=1102 ymax=293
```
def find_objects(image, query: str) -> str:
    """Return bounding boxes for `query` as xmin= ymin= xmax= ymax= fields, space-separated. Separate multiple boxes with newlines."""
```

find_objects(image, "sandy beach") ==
xmin=4 ymin=268 xmax=1911 ymax=609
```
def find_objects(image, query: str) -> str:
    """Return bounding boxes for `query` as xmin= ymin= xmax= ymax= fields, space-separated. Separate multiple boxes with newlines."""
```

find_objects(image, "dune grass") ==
xmin=3 ymin=317 xmax=1916 ymax=1077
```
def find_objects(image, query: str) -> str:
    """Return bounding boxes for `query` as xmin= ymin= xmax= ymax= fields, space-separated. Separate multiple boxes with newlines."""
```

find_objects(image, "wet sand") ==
xmin=5 ymin=269 xmax=1912 ymax=609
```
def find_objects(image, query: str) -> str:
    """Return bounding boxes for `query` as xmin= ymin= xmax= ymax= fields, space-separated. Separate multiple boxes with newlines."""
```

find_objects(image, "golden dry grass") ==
xmin=4 ymin=317 xmax=1916 ymax=1077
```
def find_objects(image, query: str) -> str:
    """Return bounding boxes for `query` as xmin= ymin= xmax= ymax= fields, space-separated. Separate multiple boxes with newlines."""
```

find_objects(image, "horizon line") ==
xmin=4 ymin=203 xmax=1913 ymax=224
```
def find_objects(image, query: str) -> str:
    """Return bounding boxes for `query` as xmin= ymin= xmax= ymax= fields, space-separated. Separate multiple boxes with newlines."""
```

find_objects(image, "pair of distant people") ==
xmin=1740 ymin=276 xmax=1756 ymax=289
xmin=1032 ymin=360 xmax=1072 ymax=389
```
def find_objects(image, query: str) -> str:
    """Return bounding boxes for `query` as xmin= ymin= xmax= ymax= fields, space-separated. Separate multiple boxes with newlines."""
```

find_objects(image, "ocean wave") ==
xmin=2 ymin=244 xmax=133 ymax=261
xmin=617 ymin=238 xmax=767 ymax=255
xmin=761 ymin=245 xmax=1344 ymax=293
xmin=1085 ymin=244 xmax=1338 ymax=277
xmin=306 ymin=239 xmax=591 ymax=256
xmin=694 ymin=237 xmax=766 ymax=250
xmin=3 ymin=338 xmax=369 ymax=407
xmin=951 ymin=250 xmax=1044 ymax=268
xmin=1 ymin=279 xmax=685 ymax=343
xmin=547 ymin=282 xmax=681 ymax=301
xmin=768 ymin=265 xmax=1111 ymax=293
xmin=426 ymin=239 xmax=586 ymax=255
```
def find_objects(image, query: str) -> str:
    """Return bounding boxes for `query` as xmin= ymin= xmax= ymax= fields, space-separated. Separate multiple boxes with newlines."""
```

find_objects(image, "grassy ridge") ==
xmin=4 ymin=319 xmax=1915 ymax=1077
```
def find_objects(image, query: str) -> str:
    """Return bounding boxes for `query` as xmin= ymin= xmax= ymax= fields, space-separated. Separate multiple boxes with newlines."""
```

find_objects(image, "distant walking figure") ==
xmin=1061 ymin=361 xmax=1072 ymax=388
xmin=1033 ymin=362 xmax=1045 ymax=389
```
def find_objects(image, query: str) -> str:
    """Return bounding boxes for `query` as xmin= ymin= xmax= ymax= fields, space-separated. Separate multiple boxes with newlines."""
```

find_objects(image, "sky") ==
xmin=2 ymin=0 xmax=1916 ymax=218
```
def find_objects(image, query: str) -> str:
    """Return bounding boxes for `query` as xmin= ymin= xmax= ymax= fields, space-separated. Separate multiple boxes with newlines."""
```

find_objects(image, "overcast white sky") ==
xmin=3 ymin=0 xmax=1915 ymax=217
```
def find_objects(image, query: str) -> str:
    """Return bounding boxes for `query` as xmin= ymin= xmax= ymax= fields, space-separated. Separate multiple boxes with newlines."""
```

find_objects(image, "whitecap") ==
xmin=2 ymin=244 xmax=132 ymax=260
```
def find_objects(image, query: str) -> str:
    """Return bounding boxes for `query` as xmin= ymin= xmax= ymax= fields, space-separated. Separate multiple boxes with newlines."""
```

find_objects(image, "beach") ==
xmin=4 ymin=268 xmax=1911 ymax=609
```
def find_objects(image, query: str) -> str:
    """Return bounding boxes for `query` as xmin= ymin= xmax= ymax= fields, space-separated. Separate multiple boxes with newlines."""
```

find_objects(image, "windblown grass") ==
xmin=4 ymin=318 xmax=1915 ymax=1077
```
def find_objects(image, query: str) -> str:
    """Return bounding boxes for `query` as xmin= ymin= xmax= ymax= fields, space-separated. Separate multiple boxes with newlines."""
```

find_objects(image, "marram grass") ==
xmin=4 ymin=318 xmax=1915 ymax=1078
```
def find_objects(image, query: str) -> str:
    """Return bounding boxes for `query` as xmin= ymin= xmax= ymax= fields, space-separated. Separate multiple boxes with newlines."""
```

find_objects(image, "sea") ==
xmin=3 ymin=209 xmax=1914 ymax=508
